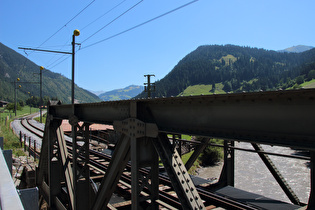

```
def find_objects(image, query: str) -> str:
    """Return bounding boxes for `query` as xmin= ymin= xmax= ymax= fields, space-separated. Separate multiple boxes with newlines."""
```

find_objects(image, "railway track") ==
xmin=17 ymin=118 xmax=260 ymax=209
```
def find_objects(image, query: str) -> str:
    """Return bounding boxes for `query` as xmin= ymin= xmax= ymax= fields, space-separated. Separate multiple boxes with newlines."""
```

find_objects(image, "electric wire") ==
xmin=37 ymin=0 xmax=96 ymax=49
xmin=45 ymin=40 xmax=72 ymax=68
xmin=81 ymin=0 xmax=143 ymax=44
xmin=46 ymin=54 xmax=70 ymax=70
xmin=47 ymin=55 xmax=71 ymax=70
xmin=81 ymin=0 xmax=199 ymax=50
xmin=18 ymin=0 xmax=96 ymax=73
xmin=80 ymin=0 xmax=127 ymax=32
xmin=46 ymin=0 xmax=199 ymax=69
xmin=43 ymin=0 xmax=127 ymax=70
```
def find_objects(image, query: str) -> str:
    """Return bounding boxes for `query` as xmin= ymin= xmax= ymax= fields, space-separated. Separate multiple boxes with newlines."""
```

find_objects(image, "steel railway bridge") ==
xmin=37 ymin=89 xmax=315 ymax=209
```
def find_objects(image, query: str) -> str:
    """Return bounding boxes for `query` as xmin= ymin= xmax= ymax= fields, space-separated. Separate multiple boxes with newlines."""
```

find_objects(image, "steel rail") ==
xmin=72 ymin=144 xmax=257 ymax=210
xmin=22 ymin=114 xmax=307 ymax=209
xmin=21 ymin=119 xmax=44 ymax=138
xmin=19 ymin=121 xmax=192 ymax=209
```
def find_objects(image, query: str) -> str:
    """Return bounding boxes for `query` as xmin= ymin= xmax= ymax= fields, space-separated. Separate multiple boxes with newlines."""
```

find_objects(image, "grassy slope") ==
xmin=0 ymin=106 xmax=38 ymax=156
xmin=181 ymin=78 xmax=315 ymax=96
xmin=302 ymin=79 xmax=315 ymax=88
xmin=179 ymin=83 xmax=225 ymax=96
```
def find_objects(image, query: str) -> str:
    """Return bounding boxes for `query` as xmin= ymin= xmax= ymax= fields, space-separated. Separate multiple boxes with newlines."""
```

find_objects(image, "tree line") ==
xmin=136 ymin=45 xmax=315 ymax=98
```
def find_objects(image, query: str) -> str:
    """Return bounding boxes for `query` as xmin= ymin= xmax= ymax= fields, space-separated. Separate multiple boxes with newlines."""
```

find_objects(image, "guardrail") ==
xmin=0 ymin=137 xmax=24 ymax=210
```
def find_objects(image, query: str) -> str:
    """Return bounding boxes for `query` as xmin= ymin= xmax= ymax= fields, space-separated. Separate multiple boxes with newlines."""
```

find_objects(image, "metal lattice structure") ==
xmin=37 ymin=89 xmax=315 ymax=209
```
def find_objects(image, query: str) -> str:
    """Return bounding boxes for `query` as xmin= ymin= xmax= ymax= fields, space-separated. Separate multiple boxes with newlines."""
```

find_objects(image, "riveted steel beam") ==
xmin=251 ymin=143 xmax=300 ymax=205
xmin=49 ymin=89 xmax=315 ymax=150
xmin=44 ymin=89 xmax=315 ymax=208
xmin=92 ymin=134 xmax=131 ymax=210
xmin=153 ymin=132 xmax=205 ymax=209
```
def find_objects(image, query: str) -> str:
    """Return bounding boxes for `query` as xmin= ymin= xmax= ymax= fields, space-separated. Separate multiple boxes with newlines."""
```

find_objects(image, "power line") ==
xmin=42 ymin=0 xmax=127 ymax=70
xmin=81 ymin=0 xmax=143 ymax=44
xmin=81 ymin=0 xmax=199 ymax=50
xmin=47 ymin=55 xmax=71 ymax=70
xmin=81 ymin=0 xmax=127 ymax=32
xmin=46 ymin=0 xmax=199 ymax=69
xmin=46 ymin=54 xmax=70 ymax=69
xmin=37 ymin=0 xmax=96 ymax=48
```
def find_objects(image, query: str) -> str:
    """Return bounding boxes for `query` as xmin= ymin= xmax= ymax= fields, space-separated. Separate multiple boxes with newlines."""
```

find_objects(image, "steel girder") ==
xmin=49 ymin=89 xmax=315 ymax=150
xmin=40 ymin=89 xmax=315 ymax=209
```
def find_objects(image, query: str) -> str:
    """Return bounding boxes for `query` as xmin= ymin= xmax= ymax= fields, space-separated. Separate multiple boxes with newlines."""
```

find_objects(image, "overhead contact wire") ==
xmin=81 ymin=0 xmax=199 ymax=49
xmin=81 ymin=0 xmax=144 ymax=44
xmin=37 ymin=0 xmax=96 ymax=48
xmin=49 ymin=0 xmax=199 ymax=69
xmin=81 ymin=0 xmax=127 ymax=31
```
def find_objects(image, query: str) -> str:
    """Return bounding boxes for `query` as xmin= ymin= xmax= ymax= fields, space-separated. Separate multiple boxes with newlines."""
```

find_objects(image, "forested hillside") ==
xmin=0 ymin=42 xmax=100 ymax=104
xmin=136 ymin=45 xmax=315 ymax=98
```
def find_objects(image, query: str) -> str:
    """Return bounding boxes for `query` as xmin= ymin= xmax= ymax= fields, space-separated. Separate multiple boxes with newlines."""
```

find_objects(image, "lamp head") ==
xmin=73 ymin=29 xmax=80 ymax=36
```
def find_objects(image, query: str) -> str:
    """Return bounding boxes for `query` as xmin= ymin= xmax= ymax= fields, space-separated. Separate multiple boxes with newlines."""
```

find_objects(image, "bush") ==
xmin=308 ymin=70 xmax=315 ymax=80
xmin=197 ymin=137 xmax=223 ymax=166
xmin=295 ymin=76 xmax=304 ymax=85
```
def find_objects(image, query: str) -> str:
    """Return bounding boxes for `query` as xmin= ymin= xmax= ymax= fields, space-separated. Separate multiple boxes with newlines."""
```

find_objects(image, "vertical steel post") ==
xmin=219 ymin=140 xmax=235 ymax=187
xmin=34 ymin=140 xmax=36 ymax=160
xmin=72 ymin=35 xmax=75 ymax=106
xmin=131 ymin=136 xmax=140 ymax=210
xmin=227 ymin=140 xmax=235 ymax=186
xmin=19 ymin=131 xmax=22 ymax=147
xmin=24 ymin=134 xmax=26 ymax=151
xmin=28 ymin=137 xmax=31 ymax=157
xmin=71 ymin=29 xmax=80 ymax=210
xmin=71 ymin=32 xmax=77 ymax=210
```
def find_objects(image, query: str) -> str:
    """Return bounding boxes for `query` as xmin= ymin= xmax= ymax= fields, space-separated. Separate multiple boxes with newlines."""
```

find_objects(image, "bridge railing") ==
xmin=0 ymin=138 xmax=24 ymax=210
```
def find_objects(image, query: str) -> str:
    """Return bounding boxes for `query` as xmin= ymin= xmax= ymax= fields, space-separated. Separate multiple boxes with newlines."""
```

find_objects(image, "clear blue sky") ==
xmin=1 ymin=0 xmax=314 ymax=92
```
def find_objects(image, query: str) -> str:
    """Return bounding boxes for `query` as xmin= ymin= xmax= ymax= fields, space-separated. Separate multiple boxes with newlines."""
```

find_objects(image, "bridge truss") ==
xmin=37 ymin=89 xmax=315 ymax=209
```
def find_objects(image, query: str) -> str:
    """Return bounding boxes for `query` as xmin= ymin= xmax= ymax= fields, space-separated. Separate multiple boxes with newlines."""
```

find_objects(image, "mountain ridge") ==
xmin=99 ymin=85 xmax=143 ymax=101
xmin=0 ymin=42 xmax=100 ymax=104
xmin=278 ymin=45 xmax=314 ymax=53
xmin=136 ymin=44 xmax=315 ymax=98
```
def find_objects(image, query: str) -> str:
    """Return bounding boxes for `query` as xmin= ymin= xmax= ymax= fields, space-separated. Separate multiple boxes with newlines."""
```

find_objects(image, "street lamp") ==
xmin=69 ymin=29 xmax=81 ymax=210
xmin=28 ymin=92 xmax=32 ymax=114
xmin=72 ymin=29 xmax=80 ymax=107
xmin=14 ymin=78 xmax=21 ymax=116
xmin=40 ymin=66 xmax=44 ymax=123
xmin=19 ymin=30 xmax=81 ymax=210
xmin=19 ymin=30 xmax=80 ymax=106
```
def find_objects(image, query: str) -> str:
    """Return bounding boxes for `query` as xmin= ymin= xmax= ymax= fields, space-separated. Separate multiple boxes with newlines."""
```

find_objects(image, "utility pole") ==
xmin=19 ymin=29 xmax=80 ymax=118
xmin=12 ymin=78 xmax=38 ymax=117
xmin=28 ymin=92 xmax=32 ymax=114
xmin=144 ymin=74 xmax=155 ymax=98
xmin=14 ymin=78 xmax=21 ymax=116
xmin=20 ymin=30 xmax=92 ymax=210
xmin=18 ymin=30 xmax=78 ymax=104
xmin=40 ymin=66 xmax=44 ymax=123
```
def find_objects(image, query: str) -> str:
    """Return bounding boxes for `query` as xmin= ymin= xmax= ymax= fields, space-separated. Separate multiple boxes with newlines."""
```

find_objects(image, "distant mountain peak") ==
xmin=99 ymin=85 xmax=144 ymax=101
xmin=279 ymin=45 xmax=314 ymax=53
xmin=88 ymin=90 xmax=106 ymax=96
